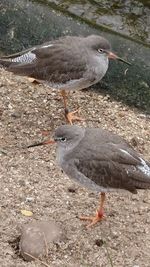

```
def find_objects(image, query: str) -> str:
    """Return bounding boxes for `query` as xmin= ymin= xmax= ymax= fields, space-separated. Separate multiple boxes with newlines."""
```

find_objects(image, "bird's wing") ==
xmin=73 ymin=142 xmax=141 ymax=166
xmin=72 ymin=157 xmax=137 ymax=192
xmin=65 ymin=143 xmax=150 ymax=192
xmin=0 ymin=40 xmax=87 ymax=83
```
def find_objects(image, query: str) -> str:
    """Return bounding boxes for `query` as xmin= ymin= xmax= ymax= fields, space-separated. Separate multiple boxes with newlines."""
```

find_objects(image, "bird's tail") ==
xmin=0 ymin=59 xmax=14 ymax=69
xmin=0 ymin=48 xmax=34 ymax=70
xmin=0 ymin=55 xmax=22 ymax=70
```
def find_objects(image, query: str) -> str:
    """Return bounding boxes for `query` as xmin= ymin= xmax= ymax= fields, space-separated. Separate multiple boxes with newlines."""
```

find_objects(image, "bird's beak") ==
xmin=107 ymin=51 xmax=131 ymax=65
xmin=27 ymin=139 xmax=55 ymax=148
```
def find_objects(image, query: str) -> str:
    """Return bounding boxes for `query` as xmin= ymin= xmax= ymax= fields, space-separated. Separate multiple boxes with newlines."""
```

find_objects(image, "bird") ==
xmin=28 ymin=125 xmax=150 ymax=228
xmin=0 ymin=35 xmax=131 ymax=124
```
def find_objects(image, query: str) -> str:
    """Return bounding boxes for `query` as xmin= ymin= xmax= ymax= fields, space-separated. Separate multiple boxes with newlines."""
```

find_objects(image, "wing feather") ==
xmin=0 ymin=37 xmax=87 ymax=83
xmin=64 ymin=141 xmax=150 ymax=192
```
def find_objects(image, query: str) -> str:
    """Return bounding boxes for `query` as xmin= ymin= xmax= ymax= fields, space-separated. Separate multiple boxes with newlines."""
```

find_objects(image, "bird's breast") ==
xmin=91 ymin=56 xmax=108 ymax=81
xmin=87 ymin=55 xmax=109 ymax=83
xmin=56 ymin=148 xmax=63 ymax=167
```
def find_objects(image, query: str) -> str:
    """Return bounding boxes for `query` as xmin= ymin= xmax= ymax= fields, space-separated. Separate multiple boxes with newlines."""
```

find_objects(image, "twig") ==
xmin=0 ymin=149 xmax=7 ymax=155
xmin=23 ymin=252 xmax=50 ymax=267
xmin=124 ymin=68 xmax=128 ymax=75
xmin=103 ymin=241 xmax=114 ymax=267
xmin=43 ymin=231 xmax=48 ymax=257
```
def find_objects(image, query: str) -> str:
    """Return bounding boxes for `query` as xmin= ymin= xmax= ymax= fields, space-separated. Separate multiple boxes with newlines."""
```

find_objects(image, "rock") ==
xmin=96 ymin=15 xmax=124 ymax=30
xmin=68 ymin=5 xmax=85 ymax=16
xmin=130 ymin=137 xmax=138 ymax=147
xmin=131 ymin=6 xmax=143 ymax=16
xmin=11 ymin=111 xmax=22 ymax=118
xmin=95 ymin=239 xmax=104 ymax=247
xmin=68 ymin=186 xmax=77 ymax=193
xmin=20 ymin=220 xmax=61 ymax=261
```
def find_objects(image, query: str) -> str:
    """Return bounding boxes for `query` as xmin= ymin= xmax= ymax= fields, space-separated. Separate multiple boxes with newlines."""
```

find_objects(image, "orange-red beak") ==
xmin=27 ymin=139 xmax=55 ymax=148
xmin=107 ymin=51 xmax=131 ymax=65
xmin=108 ymin=51 xmax=118 ymax=59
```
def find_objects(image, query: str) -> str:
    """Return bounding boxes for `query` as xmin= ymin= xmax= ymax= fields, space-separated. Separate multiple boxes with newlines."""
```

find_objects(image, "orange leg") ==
xmin=61 ymin=89 xmax=68 ymax=110
xmin=79 ymin=192 xmax=106 ymax=228
xmin=61 ymin=90 xmax=84 ymax=125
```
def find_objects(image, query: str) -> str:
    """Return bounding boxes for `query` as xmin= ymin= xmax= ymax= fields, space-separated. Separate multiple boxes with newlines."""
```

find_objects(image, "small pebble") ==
xmin=130 ymin=137 xmax=138 ymax=147
xmin=68 ymin=186 xmax=77 ymax=193
xmin=11 ymin=112 xmax=21 ymax=118
xmin=95 ymin=239 xmax=104 ymax=247
xmin=25 ymin=197 xmax=34 ymax=203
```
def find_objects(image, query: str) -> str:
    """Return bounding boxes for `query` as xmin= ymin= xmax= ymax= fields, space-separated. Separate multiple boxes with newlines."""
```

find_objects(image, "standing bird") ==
xmin=0 ymin=35 xmax=131 ymax=124
xmin=28 ymin=125 xmax=150 ymax=228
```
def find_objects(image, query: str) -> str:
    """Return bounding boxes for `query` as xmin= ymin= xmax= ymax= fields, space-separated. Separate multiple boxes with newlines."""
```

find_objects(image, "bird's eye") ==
xmin=60 ymin=137 xmax=66 ymax=142
xmin=98 ymin=48 xmax=104 ymax=53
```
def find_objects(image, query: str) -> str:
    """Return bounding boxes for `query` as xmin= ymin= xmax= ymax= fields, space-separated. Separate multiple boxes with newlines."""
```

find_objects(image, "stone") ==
xmin=68 ymin=5 xmax=85 ymax=16
xmin=20 ymin=220 xmax=61 ymax=261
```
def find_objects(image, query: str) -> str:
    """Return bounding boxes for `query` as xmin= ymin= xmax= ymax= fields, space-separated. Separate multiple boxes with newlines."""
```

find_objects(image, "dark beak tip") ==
xmin=117 ymin=57 xmax=132 ymax=66
xmin=27 ymin=139 xmax=55 ymax=148
xmin=108 ymin=51 xmax=131 ymax=66
xmin=27 ymin=143 xmax=43 ymax=148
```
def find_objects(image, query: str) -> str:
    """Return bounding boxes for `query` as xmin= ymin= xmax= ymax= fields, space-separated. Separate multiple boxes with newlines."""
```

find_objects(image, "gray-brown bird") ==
xmin=0 ymin=35 xmax=130 ymax=124
xmin=28 ymin=125 xmax=150 ymax=228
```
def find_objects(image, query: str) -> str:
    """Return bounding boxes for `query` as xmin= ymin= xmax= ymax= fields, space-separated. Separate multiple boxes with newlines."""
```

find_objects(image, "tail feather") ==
xmin=0 ymin=50 xmax=36 ymax=75
xmin=0 ymin=46 xmax=33 ymax=60
xmin=0 ymin=58 xmax=23 ymax=71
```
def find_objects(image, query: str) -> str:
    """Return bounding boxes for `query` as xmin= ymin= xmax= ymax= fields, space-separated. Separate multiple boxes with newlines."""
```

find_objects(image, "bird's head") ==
xmin=53 ymin=125 xmax=85 ymax=149
xmin=27 ymin=125 xmax=85 ymax=150
xmin=86 ymin=35 xmax=131 ymax=65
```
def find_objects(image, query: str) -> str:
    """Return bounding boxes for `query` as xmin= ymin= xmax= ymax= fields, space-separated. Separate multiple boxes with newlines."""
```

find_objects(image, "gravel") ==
xmin=0 ymin=68 xmax=150 ymax=267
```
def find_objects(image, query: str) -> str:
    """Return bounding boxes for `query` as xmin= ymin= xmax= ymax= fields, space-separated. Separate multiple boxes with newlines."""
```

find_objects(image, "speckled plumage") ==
xmin=54 ymin=125 xmax=150 ymax=194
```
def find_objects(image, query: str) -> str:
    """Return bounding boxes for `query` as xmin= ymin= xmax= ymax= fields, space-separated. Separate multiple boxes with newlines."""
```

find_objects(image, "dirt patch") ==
xmin=0 ymin=69 xmax=150 ymax=267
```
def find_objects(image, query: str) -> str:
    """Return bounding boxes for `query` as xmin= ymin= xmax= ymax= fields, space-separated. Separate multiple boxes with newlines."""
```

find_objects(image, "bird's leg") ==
xmin=79 ymin=192 xmax=106 ymax=228
xmin=61 ymin=89 xmax=68 ymax=110
xmin=61 ymin=90 xmax=84 ymax=125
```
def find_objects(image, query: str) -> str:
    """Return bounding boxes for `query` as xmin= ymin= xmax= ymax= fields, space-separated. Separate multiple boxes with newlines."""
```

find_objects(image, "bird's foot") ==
xmin=65 ymin=108 xmax=85 ymax=125
xmin=79 ymin=209 xmax=105 ymax=228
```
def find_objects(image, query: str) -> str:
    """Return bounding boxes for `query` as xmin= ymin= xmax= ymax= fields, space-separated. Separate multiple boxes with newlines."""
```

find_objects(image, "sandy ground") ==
xmin=0 ymin=68 xmax=150 ymax=267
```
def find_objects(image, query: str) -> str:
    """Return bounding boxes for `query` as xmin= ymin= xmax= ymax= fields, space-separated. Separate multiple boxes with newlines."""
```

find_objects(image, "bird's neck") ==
xmin=56 ymin=130 xmax=86 ymax=167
